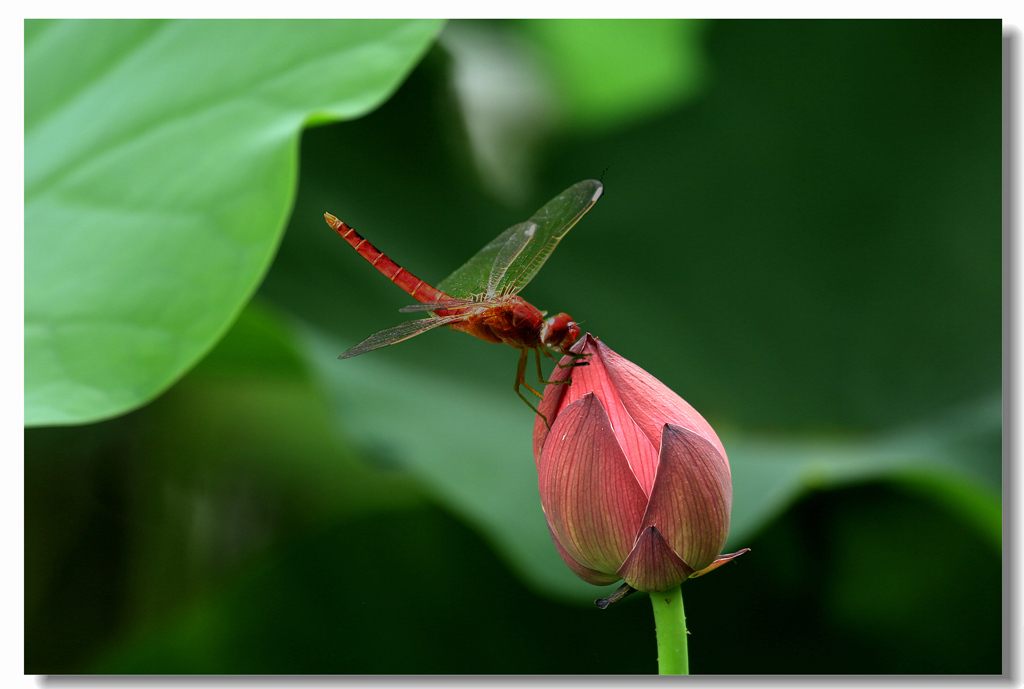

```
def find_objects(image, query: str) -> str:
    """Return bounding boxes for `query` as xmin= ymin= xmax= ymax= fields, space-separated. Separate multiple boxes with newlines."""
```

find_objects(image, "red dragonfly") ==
xmin=324 ymin=179 xmax=604 ymax=420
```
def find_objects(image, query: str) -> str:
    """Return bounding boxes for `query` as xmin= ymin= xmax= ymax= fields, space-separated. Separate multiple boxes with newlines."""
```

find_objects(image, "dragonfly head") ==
xmin=541 ymin=313 xmax=581 ymax=353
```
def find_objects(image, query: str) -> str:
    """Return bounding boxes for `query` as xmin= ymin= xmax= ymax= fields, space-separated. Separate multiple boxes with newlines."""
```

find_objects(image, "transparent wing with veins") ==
xmin=397 ymin=297 xmax=483 ymax=313
xmin=338 ymin=313 xmax=469 ymax=359
xmin=485 ymin=223 xmax=536 ymax=296
xmin=436 ymin=179 xmax=604 ymax=300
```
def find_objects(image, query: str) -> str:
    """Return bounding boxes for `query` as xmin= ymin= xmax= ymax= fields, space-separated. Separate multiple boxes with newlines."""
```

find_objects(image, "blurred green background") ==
xmin=25 ymin=19 xmax=1002 ymax=674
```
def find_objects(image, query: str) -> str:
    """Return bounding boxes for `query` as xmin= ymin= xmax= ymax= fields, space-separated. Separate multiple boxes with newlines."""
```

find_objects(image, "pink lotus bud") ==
xmin=534 ymin=334 xmax=747 ymax=594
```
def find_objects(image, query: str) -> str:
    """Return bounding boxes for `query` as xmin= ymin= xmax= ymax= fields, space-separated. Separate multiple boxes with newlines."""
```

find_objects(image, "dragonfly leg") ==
xmin=558 ymin=350 xmax=590 ymax=369
xmin=517 ymin=348 xmax=545 ymax=400
xmin=515 ymin=349 xmax=551 ymax=428
xmin=539 ymin=348 xmax=589 ymax=389
xmin=538 ymin=346 xmax=573 ymax=387
xmin=541 ymin=346 xmax=590 ymax=370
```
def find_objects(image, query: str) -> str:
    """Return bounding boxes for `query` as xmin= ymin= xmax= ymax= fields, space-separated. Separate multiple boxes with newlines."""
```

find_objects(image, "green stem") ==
xmin=650 ymin=585 xmax=688 ymax=675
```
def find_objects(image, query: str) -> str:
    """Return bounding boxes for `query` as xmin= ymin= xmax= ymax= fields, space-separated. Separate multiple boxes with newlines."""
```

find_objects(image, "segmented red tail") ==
xmin=325 ymin=212 xmax=448 ymax=304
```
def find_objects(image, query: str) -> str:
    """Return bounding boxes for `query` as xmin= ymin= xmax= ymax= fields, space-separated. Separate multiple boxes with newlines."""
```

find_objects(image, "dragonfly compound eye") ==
xmin=543 ymin=314 xmax=580 ymax=351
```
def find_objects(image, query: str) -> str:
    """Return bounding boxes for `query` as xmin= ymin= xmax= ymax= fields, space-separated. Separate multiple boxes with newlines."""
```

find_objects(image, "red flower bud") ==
xmin=533 ymin=334 xmax=747 ymax=593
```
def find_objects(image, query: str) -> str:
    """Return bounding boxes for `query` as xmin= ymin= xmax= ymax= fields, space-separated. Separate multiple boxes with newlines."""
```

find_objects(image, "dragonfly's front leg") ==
xmin=540 ymin=347 xmax=589 ymax=387
xmin=559 ymin=350 xmax=590 ymax=369
xmin=540 ymin=346 xmax=590 ymax=369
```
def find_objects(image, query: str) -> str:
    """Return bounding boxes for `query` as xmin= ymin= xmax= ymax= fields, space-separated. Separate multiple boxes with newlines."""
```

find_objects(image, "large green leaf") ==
xmin=25 ymin=18 xmax=443 ymax=426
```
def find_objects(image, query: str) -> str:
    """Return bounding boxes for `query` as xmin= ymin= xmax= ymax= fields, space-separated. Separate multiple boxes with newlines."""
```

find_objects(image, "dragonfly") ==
xmin=324 ymin=179 xmax=604 ymax=421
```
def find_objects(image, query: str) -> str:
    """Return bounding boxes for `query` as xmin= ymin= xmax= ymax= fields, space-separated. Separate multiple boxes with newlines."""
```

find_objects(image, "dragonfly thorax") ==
xmin=447 ymin=296 xmax=578 ymax=354
xmin=488 ymin=297 xmax=546 ymax=347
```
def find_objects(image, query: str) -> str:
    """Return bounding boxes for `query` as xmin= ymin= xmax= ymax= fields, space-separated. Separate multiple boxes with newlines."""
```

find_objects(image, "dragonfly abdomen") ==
xmin=324 ymin=212 xmax=447 ymax=304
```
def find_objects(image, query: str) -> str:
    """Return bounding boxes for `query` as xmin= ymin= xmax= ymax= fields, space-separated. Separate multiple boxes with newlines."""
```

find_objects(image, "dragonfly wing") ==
xmin=398 ymin=297 xmax=479 ymax=313
xmin=339 ymin=314 xmax=467 ymax=359
xmin=485 ymin=221 xmax=536 ymax=296
xmin=437 ymin=179 xmax=603 ymax=299
xmin=493 ymin=179 xmax=603 ymax=295
xmin=436 ymin=225 xmax=516 ymax=300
